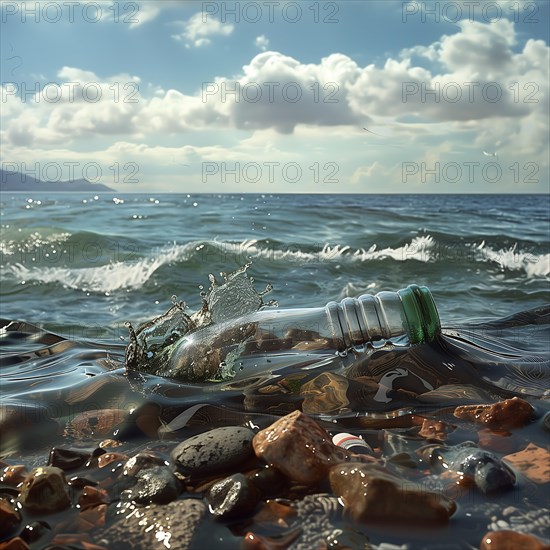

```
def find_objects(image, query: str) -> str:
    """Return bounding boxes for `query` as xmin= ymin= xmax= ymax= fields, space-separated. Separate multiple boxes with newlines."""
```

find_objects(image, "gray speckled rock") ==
xmin=171 ymin=426 xmax=255 ymax=477
xmin=98 ymin=499 xmax=238 ymax=550
xmin=121 ymin=465 xmax=182 ymax=505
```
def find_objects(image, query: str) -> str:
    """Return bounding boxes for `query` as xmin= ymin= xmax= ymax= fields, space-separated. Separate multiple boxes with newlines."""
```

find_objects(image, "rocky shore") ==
xmin=1 ymin=397 xmax=549 ymax=550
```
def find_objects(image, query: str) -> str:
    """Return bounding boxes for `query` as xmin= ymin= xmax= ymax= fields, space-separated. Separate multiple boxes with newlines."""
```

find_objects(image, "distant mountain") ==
xmin=0 ymin=170 xmax=116 ymax=192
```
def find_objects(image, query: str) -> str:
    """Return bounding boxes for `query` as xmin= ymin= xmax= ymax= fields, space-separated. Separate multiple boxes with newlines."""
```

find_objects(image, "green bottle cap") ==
xmin=398 ymin=285 xmax=441 ymax=344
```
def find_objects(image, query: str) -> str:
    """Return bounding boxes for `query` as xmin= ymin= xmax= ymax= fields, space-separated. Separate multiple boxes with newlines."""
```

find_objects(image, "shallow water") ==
xmin=1 ymin=193 xmax=549 ymax=548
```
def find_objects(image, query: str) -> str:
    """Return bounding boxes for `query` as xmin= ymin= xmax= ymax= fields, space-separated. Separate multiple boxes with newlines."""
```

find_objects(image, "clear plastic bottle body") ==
xmin=161 ymin=285 xmax=440 ymax=381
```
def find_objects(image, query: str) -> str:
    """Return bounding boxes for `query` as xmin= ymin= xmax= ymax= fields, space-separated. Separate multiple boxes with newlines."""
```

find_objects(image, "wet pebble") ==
xmin=171 ymin=426 xmax=256 ymax=478
xmin=453 ymin=397 xmax=534 ymax=430
xmin=431 ymin=442 xmax=516 ymax=494
xmin=503 ymin=443 xmax=550 ymax=484
xmin=0 ymin=465 xmax=28 ymax=486
xmin=206 ymin=473 xmax=260 ymax=519
xmin=248 ymin=465 xmax=288 ymax=497
xmin=121 ymin=465 xmax=181 ymax=505
xmin=480 ymin=530 xmax=550 ymax=549
xmin=65 ymin=409 xmax=127 ymax=439
xmin=18 ymin=466 xmax=71 ymax=514
xmin=329 ymin=462 xmax=456 ymax=524
xmin=98 ymin=498 xmax=235 ymax=549
xmin=0 ymin=498 xmax=21 ymax=538
xmin=48 ymin=447 xmax=93 ymax=471
xmin=252 ymin=410 xmax=364 ymax=485
xmin=19 ymin=521 xmax=51 ymax=546
xmin=78 ymin=485 xmax=109 ymax=510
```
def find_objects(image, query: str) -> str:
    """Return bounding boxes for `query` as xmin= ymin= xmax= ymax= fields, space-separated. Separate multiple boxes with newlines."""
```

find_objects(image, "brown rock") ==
xmin=329 ymin=462 xmax=456 ymax=525
xmin=0 ymin=465 xmax=28 ymax=486
xmin=78 ymin=485 xmax=109 ymax=510
xmin=416 ymin=417 xmax=455 ymax=441
xmin=0 ymin=538 xmax=30 ymax=550
xmin=19 ymin=466 xmax=71 ymax=514
xmin=252 ymin=410 xmax=372 ymax=485
xmin=503 ymin=443 xmax=550 ymax=484
xmin=79 ymin=504 xmax=107 ymax=531
xmin=301 ymin=372 xmax=350 ymax=415
xmin=97 ymin=452 xmax=129 ymax=469
xmin=65 ymin=409 xmax=127 ymax=439
xmin=0 ymin=499 xmax=21 ymax=538
xmin=480 ymin=530 xmax=550 ymax=549
xmin=453 ymin=397 xmax=534 ymax=430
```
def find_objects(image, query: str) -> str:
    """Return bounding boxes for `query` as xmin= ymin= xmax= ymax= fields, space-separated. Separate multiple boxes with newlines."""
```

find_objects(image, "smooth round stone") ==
xmin=171 ymin=426 xmax=255 ymax=477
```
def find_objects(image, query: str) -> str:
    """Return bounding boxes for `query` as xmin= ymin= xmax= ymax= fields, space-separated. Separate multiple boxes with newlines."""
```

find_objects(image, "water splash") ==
xmin=125 ymin=264 xmax=274 ymax=377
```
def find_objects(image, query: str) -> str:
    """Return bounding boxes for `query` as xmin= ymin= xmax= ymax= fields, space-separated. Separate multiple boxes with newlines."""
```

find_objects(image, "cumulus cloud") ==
xmin=2 ymin=18 xmax=547 ymax=177
xmin=172 ymin=12 xmax=234 ymax=48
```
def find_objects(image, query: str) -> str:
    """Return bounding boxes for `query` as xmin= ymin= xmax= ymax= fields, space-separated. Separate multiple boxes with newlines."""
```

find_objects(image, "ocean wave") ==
xmin=477 ymin=242 xmax=550 ymax=278
xmin=4 ymin=243 xmax=197 ymax=293
xmin=3 ymin=237 xmax=547 ymax=294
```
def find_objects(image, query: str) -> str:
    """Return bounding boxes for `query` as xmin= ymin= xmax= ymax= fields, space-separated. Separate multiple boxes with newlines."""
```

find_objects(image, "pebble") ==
xmin=0 ymin=465 xmax=28 ymax=486
xmin=329 ymin=462 xmax=456 ymax=524
xmin=171 ymin=426 xmax=256 ymax=478
xmin=48 ymin=447 xmax=93 ymax=471
xmin=78 ymin=486 xmax=109 ymax=510
xmin=248 ymin=465 xmax=288 ymax=497
xmin=416 ymin=417 xmax=455 ymax=441
xmin=18 ymin=466 xmax=71 ymax=514
xmin=206 ymin=473 xmax=260 ymax=519
xmin=453 ymin=397 xmax=534 ymax=430
xmin=65 ymin=409 xmax=127 ymax=439
xmin=252 ymin=410 xmax=365 ymax=485
xmin=19 ymin=521 xmax=52 ymax=545
xmin=431 ymin=442 xmax=516 ymax=494
xmin=0 ymin=498 xmax=21 ymax=538
xmin=121 ymin=465 xmax=181 ymax=505
xmin=98 ymin=498 xmax=235 ymax=549
xmin=503 ymin=443 xmax=550 ymax=484
xmin=480 ymin=530 xmax=550 ymax=549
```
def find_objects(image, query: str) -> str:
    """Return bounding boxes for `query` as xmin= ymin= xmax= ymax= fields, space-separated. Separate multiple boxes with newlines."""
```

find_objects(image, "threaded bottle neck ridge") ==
xmin=325 ymin=285 xmax=441 ymax=348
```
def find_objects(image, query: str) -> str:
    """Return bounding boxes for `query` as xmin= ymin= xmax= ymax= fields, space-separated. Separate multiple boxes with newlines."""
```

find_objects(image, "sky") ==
xmin=1 ymin=0 xmax=549 ymax=193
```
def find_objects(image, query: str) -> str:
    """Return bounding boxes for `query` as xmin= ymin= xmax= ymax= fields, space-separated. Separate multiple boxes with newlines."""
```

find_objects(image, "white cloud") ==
xmin=128 ymin=1 xmax=161 ymax=29
xmin=255 ymin=35 xmax=269 ymax=51
xmin=2 ymin=20 xmax=548 ymax=191
xmin=172 ymin=12 xmax=234 ymax=48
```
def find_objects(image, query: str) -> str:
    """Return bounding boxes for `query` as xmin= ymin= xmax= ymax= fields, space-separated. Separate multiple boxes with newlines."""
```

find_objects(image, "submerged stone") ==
xmin=329 ymin=462 xmax=456 ymax=525
xmin=503 ymin=443 xmax=550 ymax=485
xmin=453 ymin=397 xmax=534 ymax=430
xmin=429 ymin=442 xmax=516 ymax=494
xmin=480 ymin=530 xmax=550 ymax=550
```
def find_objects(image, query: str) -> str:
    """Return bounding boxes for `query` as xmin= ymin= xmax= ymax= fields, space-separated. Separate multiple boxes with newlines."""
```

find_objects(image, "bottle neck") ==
xmin=325 ymin=285 xmax=440 ymax=348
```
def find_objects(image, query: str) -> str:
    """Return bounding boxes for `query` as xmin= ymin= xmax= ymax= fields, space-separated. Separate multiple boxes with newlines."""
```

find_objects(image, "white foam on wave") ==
xmin=5 ymin=242 xmax=197 ymax=293
xmin=477 ymin=242 xmax=550 ymax=278
xmin=5 ymin=237 xmax=547 ymax=294
xmin=228 ymin=235 xmax=436 ymax=264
